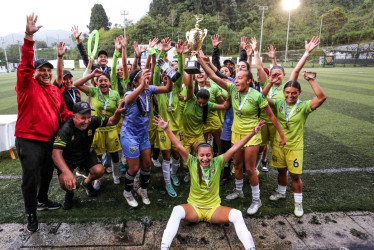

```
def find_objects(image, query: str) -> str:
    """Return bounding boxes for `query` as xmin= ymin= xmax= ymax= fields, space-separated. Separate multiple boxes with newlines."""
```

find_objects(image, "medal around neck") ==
xmin=185 ymin=16 xmax=207 ymax=74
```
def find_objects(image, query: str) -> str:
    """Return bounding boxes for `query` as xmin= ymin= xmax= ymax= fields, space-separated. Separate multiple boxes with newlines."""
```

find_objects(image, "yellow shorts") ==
xmin=202 ymin=117 xmax=222 ymax=134
xmin=183 ymin=135 xmax=205 ymax=154
xmin=149 ymin=128 xmax=157 ymax=146
xmin=260 ymin=123 xmax=276 ymax=146
xmin=156 ymin=130 xmax=184 ymax=151
xmin=116 ymin=116 xmax=124 ymax=134
xmin=190 ymin=204 xmax=220 ymax=223
xmin=270 ymin=146 xmax=303 ymax=174
xmin=92 ymin=128 xmax=122 ymax=156
xmin=231 ymin=131 xmax=262 ymax=148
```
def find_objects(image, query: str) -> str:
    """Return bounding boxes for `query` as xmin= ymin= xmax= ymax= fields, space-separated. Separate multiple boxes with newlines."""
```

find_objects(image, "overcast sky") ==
xmin=0 ymin=0 xmax=152 ymax=36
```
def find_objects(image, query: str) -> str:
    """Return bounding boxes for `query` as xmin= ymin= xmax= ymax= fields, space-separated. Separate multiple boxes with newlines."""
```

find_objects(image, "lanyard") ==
xmin=67 ymin=89 xmax=76 ymax=103
xmin=199 ymin=163 xmax=212 ymax=189
xmin=269 ymin=84 xmax=282 ymax=98
xmin=238 ymin=88 xmax=251 ymax=111
xmin=99 ymin=89 xmax=110 ymax=110
xmin=168 ymin=90 xmax=173 ymax=107
xmin=145 ymin=93 xmax=149 ymax=113
xmin=284 ymin=99 xmax=300 ymax=122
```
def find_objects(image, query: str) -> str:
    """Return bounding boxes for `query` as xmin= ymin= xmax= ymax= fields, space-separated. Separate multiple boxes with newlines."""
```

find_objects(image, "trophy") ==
xmin=185 ymin=16 xmax=208 ymax=74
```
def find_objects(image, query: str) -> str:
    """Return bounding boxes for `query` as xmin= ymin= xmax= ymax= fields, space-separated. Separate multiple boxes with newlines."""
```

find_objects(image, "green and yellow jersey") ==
xmin=260 ymin=82 xmax=285 ymax=123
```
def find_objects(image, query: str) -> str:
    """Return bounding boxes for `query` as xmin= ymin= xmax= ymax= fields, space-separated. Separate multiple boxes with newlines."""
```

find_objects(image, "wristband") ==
xmin=254 ymin=51 xmax=259 ymax=55
xmin=304 ymin=51 xmax=310 ymax=56
xmin=25 ymin=31 xmax=33 ymax=36
xmin=58 ymin=55 xmax=63 ymax=58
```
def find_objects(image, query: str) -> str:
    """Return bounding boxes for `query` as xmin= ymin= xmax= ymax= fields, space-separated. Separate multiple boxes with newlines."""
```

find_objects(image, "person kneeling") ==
xmin=154 ymin=115 xmax=265 ymax=250
xmin=52 ymin=101 xmax=125 ymax=210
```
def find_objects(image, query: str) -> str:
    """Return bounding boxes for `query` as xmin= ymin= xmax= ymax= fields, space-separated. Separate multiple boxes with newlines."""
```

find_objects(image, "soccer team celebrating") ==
xmin=16 ymin=13 xmax=327 ymax=249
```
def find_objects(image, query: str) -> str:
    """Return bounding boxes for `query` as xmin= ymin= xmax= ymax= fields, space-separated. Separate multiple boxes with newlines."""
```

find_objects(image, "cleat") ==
xmin=37 ymin=199 xmax=61 ymax=211
xmin=269 ymin=191 xmax=286 ymax=201
xmin=165 ymin=184 xmax=177 ymax=197
xmin=152 ymin=158 xmax=162 ymax=168
xmin=171 ymin=174 xmax=180 ymax=186
xmin=247 ymin=199 xmax=262 ymax=215
xmin=137 ymin=188 xmax=151 ymax=205
xmin=123 ymin=190 xmax=138 ymax=207
xmin=113 ymin=175 xmax=121 ymax=185
xmin=225 ymin=189 xmax=244 ymax=200
xmin=294 ymin=202 xmax=304 ymax=217
xmin=261 ymin=160 xmax=269 ymax=172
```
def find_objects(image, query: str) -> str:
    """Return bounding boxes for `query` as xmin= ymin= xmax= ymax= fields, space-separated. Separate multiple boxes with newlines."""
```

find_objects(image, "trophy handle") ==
xmin=202 ymin=29 xmax=208 ymax=41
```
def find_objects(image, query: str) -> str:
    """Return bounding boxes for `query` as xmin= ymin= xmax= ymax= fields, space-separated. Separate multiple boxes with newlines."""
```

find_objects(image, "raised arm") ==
xmin=185 ymin=72 xmax=194 ymax=101
xmin=211 ymin=34 xmax=222 ymax=70
xmin=110 ymin=36 xmax=122 ymax=89
xmin=55 ymin=41 xmax=67 ymax=86
xmin=155 ymin=75 xmax=173 ymax=94
xmin=153 ymin=115 xmax=189 ymax=162
xmin=245 ymin=44 xmax=253 ymax=72
xmin=175 ymin=40 xmax=187 ymax=88
xmin=289 ymin=36 xmax=319 ymax=81
xmin=267 ymin=45 xmax=277 ymax=67
xmin=71 ymin=25 xmax=89 ymax=67
xmin=223 ymin=121 xmax=265 ymax=162
xmin=124 ymin=69 xmax=150 ymax=104
xmin=132 ymin=41 xmax=146 ymax=71
xmin=250 ymin=37 xmax=266 ymax=85
xmin=303 ymin=71 xmax=327 ymax=110
xmin=238 ymin=36 xmax=248 ymax=62
xmin=120 ymin=37 xmax=129 ymax=80
xmin=197 ymin=52 xmax=228 ymax=90
xmin=74 ymin=68 xmax=103 ymax=94
xmin=153 ymin=37 xmax=171 ymax=86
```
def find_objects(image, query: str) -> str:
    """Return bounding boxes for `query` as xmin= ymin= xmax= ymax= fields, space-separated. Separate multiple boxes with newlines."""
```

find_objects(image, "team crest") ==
xmin=296 ymin=108 xmax=301 ymax=112
xmin=248 ymin=99 xmax=253 ymax=104
xmin=160 ymin=135 xmax=166 ymax=143
xmin=272 ymin=155 xmax=277 ymax=162
xmin=129 ymin=146 xmax=136 ymax=153
xmin=112 ymin=97 xmax=116 ymax=101
xmin=279 ymin=106 xmax=283 ymax=112
xmin=88 ymin=129 xmax=92 ymax=136
xmin=211 ymin=168 xmax=216 ymax=174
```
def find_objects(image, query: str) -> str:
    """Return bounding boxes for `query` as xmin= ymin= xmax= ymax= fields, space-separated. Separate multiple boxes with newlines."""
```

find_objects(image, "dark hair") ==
xmin=195 ymin=143 xmax=213 ymax=186
xmin=128 ymin=69 xmax=145 ymax=115
xmin=239 ymin=60 xmax=250 ymax=70
xmin=196 ymin=89 xmax=210 ymax=124
xmin=100 ymin=72 xmax=110 ymax=80
xmin=238 ymin=70 xmax=253 ymax=81
xmin=284 ymin=80 xmax=301 ymax=92
xmin=270 ymin=65 xmax=285 ymax=73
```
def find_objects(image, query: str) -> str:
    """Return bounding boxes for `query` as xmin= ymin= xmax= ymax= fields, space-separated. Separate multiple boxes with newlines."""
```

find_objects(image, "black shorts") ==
xmin=57 ymin=149 xmax=101 ymax=175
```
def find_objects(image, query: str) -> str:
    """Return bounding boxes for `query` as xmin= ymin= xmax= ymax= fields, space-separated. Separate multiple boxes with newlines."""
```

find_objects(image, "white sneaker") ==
xmin=183 ymin=172 xmax=190 ymax=182
xmin=225 ymin=189 xmax=244 ymax=200
xmin=152 ymin=158 xmax=162 ymax=167
xmin=294 ymin=202 xmax=304 ymax=217
xmin=123 ymin=190 xmax=138 ymax=207
xmin=269 ymin=191 xmax=286 ymax=201
xmin=113 ymin=175 xmax=120 ymax=185
xmin=261 ymin=161 xmax=269 ymax=172
xmin=76 ymin=170 xmax=88 ymax=179
xmin=137 ymin=188 xmax=151 ymax=205
xmin=106 ymin=167 xmax=112 ymax=173
xmin=93 ymin=179 xmax=101 ymax=191
xmin=247 ymin=199 xmax=262 ymax=215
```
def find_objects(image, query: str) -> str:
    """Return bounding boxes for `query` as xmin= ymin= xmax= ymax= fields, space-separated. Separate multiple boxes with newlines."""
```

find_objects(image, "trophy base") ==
xmin=184 ymin=60 xmax=201 ymax=74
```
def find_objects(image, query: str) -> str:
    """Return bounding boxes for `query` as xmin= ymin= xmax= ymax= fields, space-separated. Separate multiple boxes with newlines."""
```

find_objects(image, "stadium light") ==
xmin=120 ymin=10 xmax=129 ymax=39
xmin=283 ymin=0 xmax=300 ymax=64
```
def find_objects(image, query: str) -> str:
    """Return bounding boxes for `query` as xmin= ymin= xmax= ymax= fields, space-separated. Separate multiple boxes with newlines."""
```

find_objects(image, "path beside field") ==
xmin=1 ymin=211 xmax=373 ymax=249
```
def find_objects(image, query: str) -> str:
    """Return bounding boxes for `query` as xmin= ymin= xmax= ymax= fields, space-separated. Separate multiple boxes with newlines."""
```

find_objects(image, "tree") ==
xmin=323 ymin=7 xmax=348 ymax=43
xmin=35 ymin=40 xmax=48 ymax=49
xmin=88 ymin=4 xmax=110 ymax=32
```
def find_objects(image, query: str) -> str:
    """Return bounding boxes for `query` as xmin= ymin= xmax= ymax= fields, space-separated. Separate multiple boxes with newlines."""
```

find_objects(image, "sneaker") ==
xmin=183 ymin=172 xmax=190 ymax=182
xmin=76 ymin=169 xmax=88 ymax=179
xmin=105 ymin=167 xmax=113 ymax=173
xmin=123 ymin=190 xmax=138 ymax=207
xmin=81 ymin=181 xmax=98 ymax=197
xmin=152 ymin=158 xmax=162 ymax=168
xmin=269 ymin=191 xmax=286 ymax=201
xmin=37 ymin=199 xmax=62 ymax=211
xmin=113 ymin=175 xmax=121 ymax=185
xmin=171 ymin=174 xmax=180 ymax=186
xmin=62 ymin=192 xmax=74 ymax=210
xmin=261 ymin=161 xmax=269 ymax=172
xmin=247 ymin=199 xmax=262 ymax=215
xmin=165 ymin=184 xmax=177 ymax=197
xmin=137 ymin=188 xmax=151 ymax=205
xmin=225 ymin=189 xmax=244 ymax=200
xmin=93 ymin=179 xmax=101 ymax=191
xmin=294 ymin=202 xmax=304 ymax=217
xmin=26 ymin=213 xmax=38 ymax=233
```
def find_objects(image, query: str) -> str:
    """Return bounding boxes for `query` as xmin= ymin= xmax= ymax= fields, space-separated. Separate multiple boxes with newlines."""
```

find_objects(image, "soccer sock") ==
xmin=235 ymin=179 xmax=244 ymax=191
xmin=171 ymin=157 xmax=180 ymax=175
xmin=161 ymin=205 xmax=186 ymax=249
xmin=294 ymin=193 xmax=303 ymax=203
xmin=112 ymin=161 xmax=120 ymax=178
xmin=278 ymin=185 xmax=287 ymax=195
xmin=152 ymin=148 xmax=160 ymax=160
xmin=228 ymin=209 xmax=256 ymax=249
xmin=124 ymin=172 xmax=135 ymax=192
xmin=140 ymin=169 xmax=151 ymax=189
xmin=251 ymin=184 xmax=260 ymax=201
xmin=162 ymin=160 xmax=171 ymax=185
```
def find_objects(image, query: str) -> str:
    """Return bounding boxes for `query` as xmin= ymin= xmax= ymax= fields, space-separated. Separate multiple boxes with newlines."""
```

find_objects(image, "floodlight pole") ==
xmin=285 ymin=10 xmax=291 ymax=64
xmin=318 ymin=15 xmax=323 ymax=48
xmin=259 ymin=6 xmax=268 ymax=56
xmin=1 ymin=39 xmax=9 ymax=73
xmin=120 ymin=10 xmax=129 ymax=39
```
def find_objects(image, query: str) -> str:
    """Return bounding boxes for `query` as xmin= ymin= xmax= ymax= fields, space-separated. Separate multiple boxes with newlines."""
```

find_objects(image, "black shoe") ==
xmin=81 ymin=181 xmax=98 ymax=197
xmin=37 ymin=199 xmax=62 ymax=211
xmin=26 ymin=213 xmax=39 ymax=232
xmin=62 ymin=192 xmax=74 ymax=210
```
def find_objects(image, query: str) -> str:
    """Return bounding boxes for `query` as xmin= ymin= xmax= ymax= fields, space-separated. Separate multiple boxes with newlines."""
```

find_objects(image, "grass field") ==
xmin=0 ymin=67 xmax=374 ymax=224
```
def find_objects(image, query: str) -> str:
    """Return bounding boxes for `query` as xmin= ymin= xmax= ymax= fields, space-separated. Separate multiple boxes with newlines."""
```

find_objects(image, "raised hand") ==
xmin=305 ymin=36 xmax=320 ymax=53
xmin=175 ymin=40 xmax=184 ymax=55
xmin=71 ymin=25 xmax=82 ymax=40
xmin=250 ymin=37 xmax=258 ymax=52
xmin=26 ymin=13 xmax=42 ymax=35
xmin=211 ymin=34 xmax=222 ymax=48
xmin=114 ymin=36 xmax=122 ymax=51
xmin=57 ymin=42 xmax=67 ymax=57
xmin=245 ymin=44 xmax=253 ymax=57
xmin=238 ymin=36 xmax=248 ymax=51
xmin=92 ymin=68 xmax=103 ymax=78
xmin=267 ymin=45 xmax=276 ymax=59
xmin=161 ymin=37 xmax=172 ymax=52
xmin=253 ymin=120 xmax=266 ymax=134
xmin=153 ymin=115 xmax=170 ymax=130
xmin=133 ymin=41 xmax=144 ymax=57
xmin=149 ymin=37 xmax=159 ymax=48
xmin=120 ymin=35 xmax=127 ymax=48
xmin=139 ymin=69 xmax=151 ymax=87
xmin=181 ymin=41 xmax=190 ymax=54
xmin=269 ymin=72 xmax=281 ymax=84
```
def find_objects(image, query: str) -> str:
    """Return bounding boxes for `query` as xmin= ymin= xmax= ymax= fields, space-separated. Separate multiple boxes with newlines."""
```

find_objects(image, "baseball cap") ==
xmin=73 ymin=102 xmax=95 ymax=114
xmin=98 ymin=50 xmax=108 ymax=57
xmin=34 ymin=59 xmax=53 ymax=69
xmin=223 ymin=58 xmax=235 ymax=65
xmin=63 ymin=70 xmax=73 ymax=78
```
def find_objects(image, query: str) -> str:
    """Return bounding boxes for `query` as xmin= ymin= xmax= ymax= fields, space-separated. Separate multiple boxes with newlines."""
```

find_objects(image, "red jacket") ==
xmin=15 ymin=39 xmax=72 ymax=141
